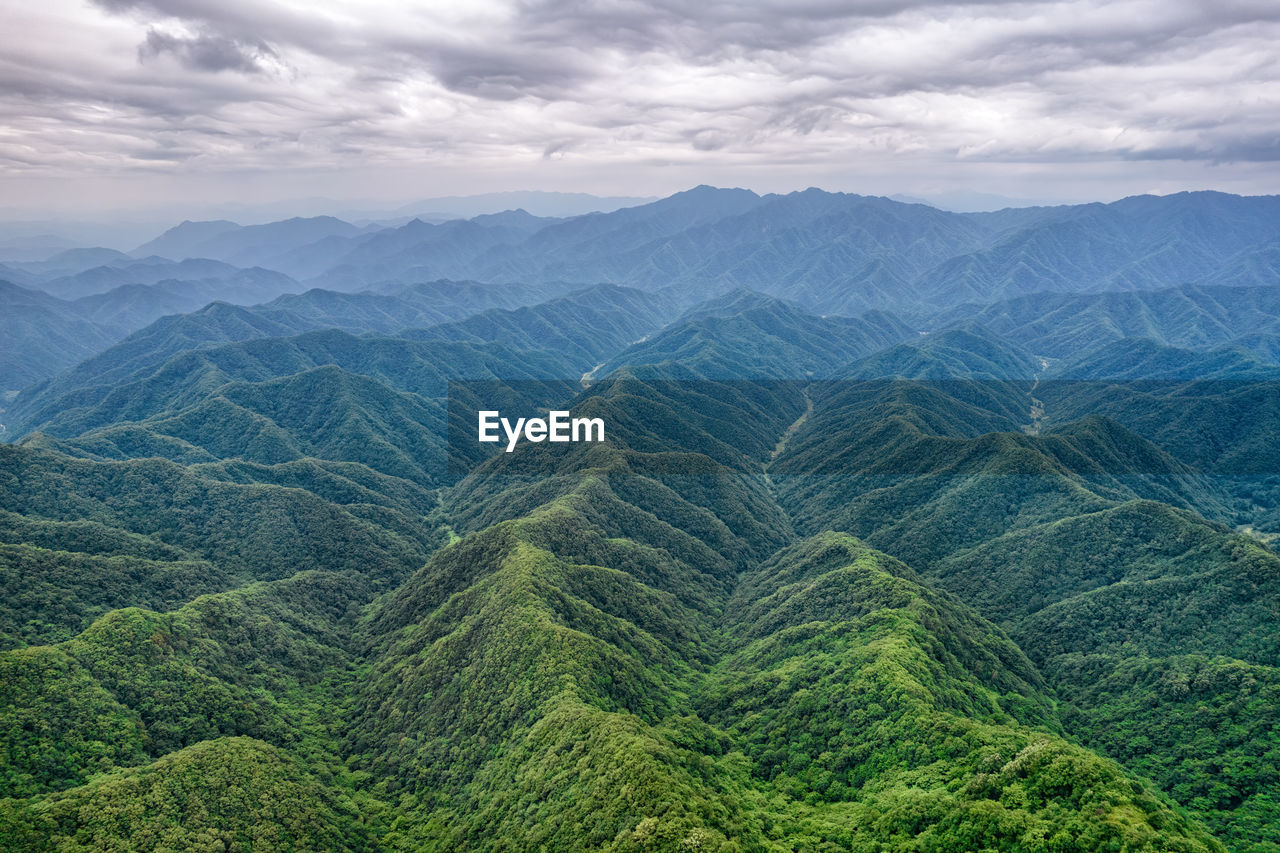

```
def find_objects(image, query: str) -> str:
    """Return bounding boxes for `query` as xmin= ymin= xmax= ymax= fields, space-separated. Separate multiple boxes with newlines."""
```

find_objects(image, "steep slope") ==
xmin=8 ymin=203 xmax=1280 ymax=851
xmin=773 ymin=379 xmax=1227 ymax=570
xmin=1048 ymin=338 xmax=1280 ymax=381
xmin=913 ymin=192 xmax=1280 ymax=306
xmin=479 ymin=188 xmax=991 ymax=315
xmin=0 ymin=348 xmax=1239 ymax=850
xmin=699 ymin=532 xmax=1218 ymax=851
xmin=132 ymin=216 xmax=365 ymax=268
xmin=0 ymin=443 xmax=439 ymax=650
xmin=38 ymin=258 xmax=241 ymax=300
xmin=307 ymin=216 xmax=559 ymax=289
xmin=928 ymin=501 xmax=1280 ymax=847
xmin=342 ymin=376 xmax=1215 ymax=850
xmin=838 ymin=322 xmax=1042 ymax=380
xmin=4 ymin=304 xmax=318 ymax=437
xmin=1 ymin=737 xmax=374 ymax=851
xmin=406 ymin=284 xmax=680 ymax=371
xmin=68 ymin=268 xmax=301 ymax=330
xmin=595 ymin=292 xmax=914 ymax=379
xmin=767 ymin=360 xmax=1276 ymax=847
xmin=263 ymin=278 xmax=575 ymax=332
xmin=0 ymin=281 xmax=118 ymax=393
xmin=0 ymin=267 xmax=306 ymax=399
xmin=59 ymin=366 xmax=448 ymax=487
xmin=938 ymin=283 xmax=1280 ymax=359
xmin=245 ymin=188 xmax=1280 ymax=320
xmin=4 ymin=248 xmax=133 ymax=281
xmin=130 ymin=220 xmax=240 ymax=260
xmin=11 ymin=328 xmax=576 ymax=441
xmin=1037 ymin=378 xmax=1280 ymax=477
xmin=0 ymin=568 xmax=383 ymax=849
xmin=4 ymin=279 xmax=586 ymax=436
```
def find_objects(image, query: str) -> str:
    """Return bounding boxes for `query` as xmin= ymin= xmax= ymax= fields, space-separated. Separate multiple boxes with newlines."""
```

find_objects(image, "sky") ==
xmin=1 ymin=0 xmax=1279 ymax=220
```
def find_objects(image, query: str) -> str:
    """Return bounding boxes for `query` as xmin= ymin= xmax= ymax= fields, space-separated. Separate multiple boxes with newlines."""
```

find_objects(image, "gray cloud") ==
xmin=2 ymin=0 xmax=1280 ymax=215
xmin=139 ymin=29 xmax=275 ymax=73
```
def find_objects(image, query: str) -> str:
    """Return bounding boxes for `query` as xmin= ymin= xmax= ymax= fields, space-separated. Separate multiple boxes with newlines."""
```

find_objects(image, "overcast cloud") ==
xmin=1 ymin=0 xmax=1278 ymax=215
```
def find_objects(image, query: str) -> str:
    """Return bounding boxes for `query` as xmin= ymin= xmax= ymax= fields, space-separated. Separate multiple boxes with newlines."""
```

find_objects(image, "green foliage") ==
xmin=1039 ymin=377 xmax=1280 ymax=479
xmin=0 ymin=542 xmax=227 ymax=648
xmin=0 ymin=444 xmax=431 ymax=585
xmin=774 ymin=384 xmax=1226 ymax=569
xmin=1052 ymin=655 xmax=1280 ymax=851
xmin=838 ymin=322 xmax=1042 ymax=381
xmin=596 ymin=292 xmax=912 ymax=380
xmin=1049 ymin=338 xmax=1280 ymax=382
xmin=348 ymin=425 xmax=1219 ymax=851
xmin=67 ymin=365 xmax=450 ymax=487
xmin=1 ymin=737 xmax=374 ymax=852
xmin=0 ymin=644 xmax=147 ymax=796
xmin=0 ymin=570 xmax=370 ymax=797
xmin=944 ymin=282 xmax=1280 ymax=361
xmin=927 ymin=499 xmax=1280 ymax=849
xmin=10 ymin=326 xmax=577 ymax=441
xmin=9 ymin=272 xmax=1280 ymax=851
xmin=408 ymin=283 xmax=680 ymax=372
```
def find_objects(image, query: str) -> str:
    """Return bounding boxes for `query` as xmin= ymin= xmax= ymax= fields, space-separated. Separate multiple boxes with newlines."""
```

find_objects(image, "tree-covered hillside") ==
xmin=3 ymin=190 xmax=1280 ymax=850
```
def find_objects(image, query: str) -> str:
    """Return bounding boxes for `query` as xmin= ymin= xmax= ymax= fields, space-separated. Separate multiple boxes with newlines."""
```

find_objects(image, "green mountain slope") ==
xmin=12 ymin=329 xmax=576 ymax=441
xmin=6 ymin=254 xmax=1280 ymax=851
xmin=938 ymin=283 xmax=1280 ymax=361
xmin=0 ymin=281 xmax=118 ymax=393
xmin=338 ymin=376 xmax=1217 ymax=850
xmin=0 ymin=444 xmax=439 ymax=651
xmin=1038 ymin=378 xmax=1280 ymax=477
xmin=1048 ymin=338 xmax=1280 ymax=381
xmin=406 ymin=284 xmax=680 ymax=372
xmin=928 ymin=501 xmax=1280 ymax=848
xmin=3 ymin=363 xmax=1230 ymax=849
xmin=772 ymin=381 xmax=1226 ymax=569
xmin=596 ymin=292 xmax=913 ymax=379
xmin=700 ymin=532 xmax=1218 ymax=851
xmin=1 ymin=736 xmax=375 ymax=852
xmin=4 ymin=279 xmax=582 ymax=436
xmin=58 ymin=366 xmax=448 ymax=487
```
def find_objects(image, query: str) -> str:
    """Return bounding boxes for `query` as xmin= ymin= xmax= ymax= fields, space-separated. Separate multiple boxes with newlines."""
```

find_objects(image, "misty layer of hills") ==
xmin=2 ymin=187 xmax=1280 ymax=851
xmin=5 ymin=186 xmax=1280 ymax=395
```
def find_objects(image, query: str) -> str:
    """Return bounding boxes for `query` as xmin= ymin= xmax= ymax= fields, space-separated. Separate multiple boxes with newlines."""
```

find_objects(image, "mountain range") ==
xmin=1 ymin=187 xmax=1279 ymax=851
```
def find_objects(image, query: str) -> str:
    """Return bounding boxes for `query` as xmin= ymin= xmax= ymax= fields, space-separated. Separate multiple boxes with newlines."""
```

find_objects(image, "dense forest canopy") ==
xmin=2 ymin=188 xmax=1279 ymax=851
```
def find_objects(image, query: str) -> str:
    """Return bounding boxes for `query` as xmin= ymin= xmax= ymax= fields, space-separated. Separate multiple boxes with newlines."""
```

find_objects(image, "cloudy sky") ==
xmin=2 ymin=0 xmax=1279 ymax=217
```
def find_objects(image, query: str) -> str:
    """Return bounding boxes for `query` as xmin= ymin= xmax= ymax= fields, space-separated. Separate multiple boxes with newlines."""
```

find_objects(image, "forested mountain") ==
xmin=837 ymin=323 xmax=1042 ymax=380
xmin=937 ymin=283 xmax=1280 ymax=359
xmin=8 ymin=187 xmax=1280 ymax=398
xmin=405 ymin=284 xmax=681 ymax=371
xmin=1048 ymin=338 xmax=1280 ymax=381
xmin=911 ymin=193 xmax=1280 ymax=307
xmin=594 ymin=291 xmax=913 ymax=379
xmin=3 ymin=187 xmax=1280 ymax=850
xmin=129 ymin=220 xmax=241 ymax=260
xmin=2 ymin=282 xmax=647 ymax=439
xmin=264 ymin=278 xmax=583 ymax=334
xmin=16 ymin=330 xmax=576 ymax=444
xmin=4 ymin=247 xmax=134 ymax=280
xmin=0 ymin=282 xmax=120 ymax=393
xmin=0 ymin=263 xmax=302 ymax=393
xmin=175 ymin=187 xmax=1280 ymax=318
xmin=41 ymin=258 xmax=243 ymax=300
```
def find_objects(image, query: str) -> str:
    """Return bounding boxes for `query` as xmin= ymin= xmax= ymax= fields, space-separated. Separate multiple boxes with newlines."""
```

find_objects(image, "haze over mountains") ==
xmin=5 ymin=186 xmax=1279 ymax=397
xmin=2 ymin=186 xmax=1280 ymax=851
